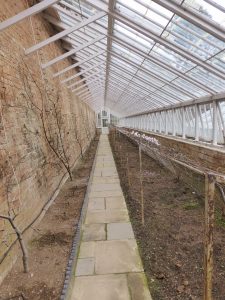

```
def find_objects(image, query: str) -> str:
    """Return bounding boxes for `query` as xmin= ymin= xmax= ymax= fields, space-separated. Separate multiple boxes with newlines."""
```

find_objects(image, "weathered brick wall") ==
xmin=125 ymin=128 xmax=225 ymax=174
xmin=120 ymin=127 xmax=225 ymax=216
xmin=0 ymin=0 xmax=96 ymax=280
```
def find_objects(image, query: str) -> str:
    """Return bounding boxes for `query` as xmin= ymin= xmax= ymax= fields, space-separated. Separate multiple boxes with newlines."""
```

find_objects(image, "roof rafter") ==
xmin=0 ymin=0 xmax=60 ymax=32
xmin=25 ymin=10 xmax=106 ymax=55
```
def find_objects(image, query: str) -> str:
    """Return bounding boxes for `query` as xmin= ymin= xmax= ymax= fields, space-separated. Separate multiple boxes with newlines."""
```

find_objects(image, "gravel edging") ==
xmin=60 ymin=137 xmax=100 ymax=300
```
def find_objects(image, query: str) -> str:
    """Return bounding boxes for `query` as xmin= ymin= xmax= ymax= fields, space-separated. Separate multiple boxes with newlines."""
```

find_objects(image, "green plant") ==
xmin=215 ymin=209 xmax=225 ymax=228
xmin=183 ymin=201 xmax=200 ymax=210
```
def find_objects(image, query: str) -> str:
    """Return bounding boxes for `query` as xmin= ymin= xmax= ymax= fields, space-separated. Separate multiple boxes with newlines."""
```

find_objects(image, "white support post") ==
xmin=195 ymin=104 xmax=200 ymax=142
xmin=172 ymin=109 xmax=176 ymax=136
xmin=218 ymin=102 xmax=225 ymax=143
xmin=159 ymin=111 xmax=162 ymax=133
xmin=212 ymin=101 xmax=218 ymax=146
xmin=165 ymin=110 xmax=168 ymax=135
xmin=154 ymin=113 xmax=157 ymax=132
xmin=153 ymin=113 xmax=155 ymax=132
xmin=0 ymin=0 xmax=60 ymax=32
xmin=182 ymin=107 xmax=186 ymax=139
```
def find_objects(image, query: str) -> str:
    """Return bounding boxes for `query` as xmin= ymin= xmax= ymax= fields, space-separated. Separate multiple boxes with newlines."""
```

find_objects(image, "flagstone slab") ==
xmin=90 ymin=183 xmax=122 ymax=192
xmin=85 ymin=209 xmax=129 ymax=224
xmin=93 ymin=169 xmax=102 ymax=177
xmin=79 ymin=241 xmax=95 ymax=258
xmin=107 ymin=222 xmax=134 ymax=240
xmin=95 ymin=240 xmax=143 ymax=274
xmin=88 ymin=197 xmax=105 ymax=210
xmin=89 ymin=189 xmax=123 ymax=198
xmin=102 ymin=169 xmax=118 ymax=177
xmin=127 ymin=272 xmax=152 ymax=300
xmin=75 ymin=258 xmax=95 ymax=276
xmin=105 ymin=196 xmax=126 ymax=209
xmin=92 ymin=177 xmax=120 ymax=184
xmin=82 ymin=224 xmax=106 ymax=241
xmin=71 ymin=274 xmax=130 ymax=300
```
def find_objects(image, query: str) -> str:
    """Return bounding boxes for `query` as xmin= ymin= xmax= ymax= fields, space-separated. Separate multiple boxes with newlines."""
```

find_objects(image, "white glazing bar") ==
xmin=41 ymin=36 xmax=105 ymax=69
xmin=145 ymin=115 xmax=148 ymax=131
xmin=172 ymin=109 xmax=176 ymax=136
xmin=218 ymin=102 xmax=225 ymax=141
xmin=25 ymin=11 xmax=106 ymax=55
xmin=195 ymin=104 xmax=200 ymax=142
xmin=153 ymin=113 xmax=156 ymax=132
xmin=72 ymin=78 xmax=103 ymax=93
xmin=62 ymin=61 xmax=106 ymax=84
xmin=165 ymin=111 xmax=168 ymax=135
xmin=126 ymin=91 xmax=225 ymax=118
xmin=85 ymin=0 xmax=225 ymax=80
xmin=212 ymin=101 xmax=218 ymax=145
xmin=110 ymin=50 xmax=196 ymax=98
xmin=81 ymin=89 xmax=103 ymax=100
xmin=82 ymin=91 xmax=103 ymax=102
xmin=159 ymin=112 xmax=162 ymax=133
xmin=77 ymin=84 xmax=103 ymax=97
xmin=182 ymin=107 xmax=186 ymax=139
xmin=150 ymin=0 xmax=225 ymax=42
xmin=68 ymin=71 xmax=105 ymax=88
xmin=112 ymin=35 xmax=214 ymax=94
xmin=53 ymin=50 xmax=106 ymax=77
xmin=0 ymin=0 xmax=60 ymax=32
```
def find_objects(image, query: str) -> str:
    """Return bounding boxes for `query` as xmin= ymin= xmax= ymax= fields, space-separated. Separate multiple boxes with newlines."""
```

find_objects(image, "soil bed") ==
xmin=109 ymin=130 xmax=225 ymax=300
xmin=0 ymin=134 xmax=99 ymax=300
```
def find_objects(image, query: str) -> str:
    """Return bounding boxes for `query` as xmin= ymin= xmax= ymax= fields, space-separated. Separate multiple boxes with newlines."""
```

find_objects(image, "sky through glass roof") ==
xmin=48 ymin=0 xmax=225 ymax=116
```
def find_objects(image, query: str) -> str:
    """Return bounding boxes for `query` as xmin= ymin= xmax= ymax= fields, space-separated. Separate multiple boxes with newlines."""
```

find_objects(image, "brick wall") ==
xmin=0 ymin=0 xmax=96 ymax=280
xmin=121 ymin=127 xmax=225 ymax=216
xmin=125 ymin=128 xmax=225 ymax=174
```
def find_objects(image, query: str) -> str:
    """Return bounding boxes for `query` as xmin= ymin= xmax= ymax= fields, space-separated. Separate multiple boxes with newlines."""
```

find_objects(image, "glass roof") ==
xmin=50 ymin=0 xmax=225 ymax=116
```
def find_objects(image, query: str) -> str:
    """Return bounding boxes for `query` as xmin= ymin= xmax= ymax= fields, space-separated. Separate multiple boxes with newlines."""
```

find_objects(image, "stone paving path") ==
xmin=70 ymin=134 xmax=152 ymax=300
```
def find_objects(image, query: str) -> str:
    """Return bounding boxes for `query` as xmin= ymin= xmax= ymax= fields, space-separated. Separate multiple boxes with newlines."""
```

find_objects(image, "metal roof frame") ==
xmin=1 ymin=0 xmax=225 ymax=117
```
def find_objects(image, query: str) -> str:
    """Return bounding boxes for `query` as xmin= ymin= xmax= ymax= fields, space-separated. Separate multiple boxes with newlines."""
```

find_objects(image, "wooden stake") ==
xmin=139 ymin=144 xmax=145 ymax=226
xmin=203 ymin=173 xmax=215 ymax=300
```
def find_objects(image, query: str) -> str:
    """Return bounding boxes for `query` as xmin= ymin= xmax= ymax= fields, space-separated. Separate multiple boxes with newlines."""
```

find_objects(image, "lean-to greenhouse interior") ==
xmin=0 ymin=0 xmax=225 ymax=299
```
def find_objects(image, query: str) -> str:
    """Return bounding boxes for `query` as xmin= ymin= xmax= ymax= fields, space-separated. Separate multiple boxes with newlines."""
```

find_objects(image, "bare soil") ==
xmin=109 ymin=130 xmax=225 ymax=300
xmin=0 ymin=135 xmax=99 ymax=300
